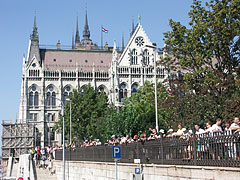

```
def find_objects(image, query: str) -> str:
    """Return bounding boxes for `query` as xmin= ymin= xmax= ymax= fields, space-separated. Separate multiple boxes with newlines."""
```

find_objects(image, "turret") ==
xmin=75 ymin=16 xmax=81 ymax=48
xmin=28 ymin=15 xmax=41 ymax=64
xmin=82 ymin=11 xmax=90 ymax=40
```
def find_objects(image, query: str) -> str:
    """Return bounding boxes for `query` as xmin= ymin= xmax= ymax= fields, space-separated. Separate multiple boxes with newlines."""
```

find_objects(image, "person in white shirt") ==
xmin=204 ymin=122 xmax=213 ymax=136
xmin=175 ymin=123 xmax=184 ymax=137
xmin=230 ymin=117 xmax=240 ymax=160
xmin=194 ymin=124 xmax=204 ymax=159
xmin=211 ymin=119 xmax=223 ymax=160
xmin=194 ymin=124 xmax=205 ymax=135
xmin=211 ymin=119 xmax=223 ymax=136
xmin=230 ymin=117 xmax=240 ymax=133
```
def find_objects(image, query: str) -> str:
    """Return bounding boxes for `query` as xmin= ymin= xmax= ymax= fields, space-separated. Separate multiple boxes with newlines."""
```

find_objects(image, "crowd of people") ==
xmin=30 ymin=117 xmax=240 ymax=165
xmin=81 ymin=117 xmax=240 ymax=146
xmin=80 ymin=117 xmax=240 ymax=161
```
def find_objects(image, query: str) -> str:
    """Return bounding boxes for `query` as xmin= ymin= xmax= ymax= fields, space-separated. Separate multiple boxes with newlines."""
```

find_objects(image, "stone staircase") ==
xmin=35 ymin=160 xmax=57 ymax=180
xmin=36 ymin=167 xmax=57 ymax=180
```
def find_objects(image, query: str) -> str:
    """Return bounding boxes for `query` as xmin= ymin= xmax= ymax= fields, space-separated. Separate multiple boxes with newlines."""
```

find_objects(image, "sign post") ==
xmin=112 ymin=146 xmax=121 ymax=180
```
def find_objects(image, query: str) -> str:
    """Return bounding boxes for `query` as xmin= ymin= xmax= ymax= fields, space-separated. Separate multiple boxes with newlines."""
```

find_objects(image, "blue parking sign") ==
xmin=135 ymin=168 xmax=140 ymax=174
xmin=112 ymin=146 xmax=121 ymax=159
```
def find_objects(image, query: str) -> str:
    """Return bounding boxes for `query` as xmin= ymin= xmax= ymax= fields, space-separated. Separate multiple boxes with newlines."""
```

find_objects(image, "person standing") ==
xmin=211 ymin=119 xmax=223 ymax=160
xmin=230 ymin=117 xmax=240 ymax=133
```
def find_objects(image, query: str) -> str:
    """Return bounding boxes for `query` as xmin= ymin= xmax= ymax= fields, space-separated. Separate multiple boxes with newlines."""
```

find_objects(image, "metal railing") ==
xmin=55 ymin=133 xmax=240 ymax=167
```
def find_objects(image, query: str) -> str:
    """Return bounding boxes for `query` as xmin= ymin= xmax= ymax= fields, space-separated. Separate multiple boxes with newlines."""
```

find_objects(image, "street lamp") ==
xmin=65 ymin=98 xmax=72 ymax=147
xmin=52 ymin=97 xmax=66 ymax=180
xmin=145 ymin=43 xmax=159 ymax=133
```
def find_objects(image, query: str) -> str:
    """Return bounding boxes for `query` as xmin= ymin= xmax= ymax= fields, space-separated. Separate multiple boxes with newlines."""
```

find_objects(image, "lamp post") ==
xmin=66 ymin=98 xmax=72 ymax=147
xmin=145 ymin=43 xmax=159 ymax=133
xmin=52 ymin=97 xmax=65 ymax=180
xmin=60 ymin=100 xmax=65 ymax=180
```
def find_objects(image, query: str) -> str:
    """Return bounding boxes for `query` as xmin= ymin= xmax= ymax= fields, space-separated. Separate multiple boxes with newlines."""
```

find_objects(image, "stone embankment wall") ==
xmin=54 ymin=160 xmax=240 ymax=180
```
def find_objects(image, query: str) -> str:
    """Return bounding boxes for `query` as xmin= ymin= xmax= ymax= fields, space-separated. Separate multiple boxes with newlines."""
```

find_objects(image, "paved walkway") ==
xmin=35 ymin=160 xmax=57 ymax=180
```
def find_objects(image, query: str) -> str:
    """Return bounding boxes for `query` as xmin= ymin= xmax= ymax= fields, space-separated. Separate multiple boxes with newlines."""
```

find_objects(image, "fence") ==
xmin=55 ymin=133 xmax=240 ymax=167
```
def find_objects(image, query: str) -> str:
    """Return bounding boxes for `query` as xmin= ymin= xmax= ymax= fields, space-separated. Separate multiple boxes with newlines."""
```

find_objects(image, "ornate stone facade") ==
xmin=19 ymin=14 xmax=167 ymax=147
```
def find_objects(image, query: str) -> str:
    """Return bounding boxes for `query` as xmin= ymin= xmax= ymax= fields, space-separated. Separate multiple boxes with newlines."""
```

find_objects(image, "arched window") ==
xmin=119 ymin=83 xmax=127 ymax=102
xmin=52 ymin=92 xmax=56 ymax=106
xmin=29 ymin=85 xmax=38 ymax=107
xmin=46 ymin=92 xmax=51 ymax=106
xmin=143 ymin=49 xmax=150 ymax=65
xmin=80 ymin=85 xmax=87 ymax=95
xmin=34 ymin=92 xmax=39 ymax=106
xmin=63 ymin=85 xmax=72 ymax=104
xmin=29 ymin=92 xmax=33 ymax=106
xmin=131 ymin=49 xmax=138 ymax=65
xmin=46 ymin=85 xmax=56 ymax=107
xmin=98 ymin=85 xmax=107 ymax=95
xmin=131 ymin=83 xmax=138 ymax=94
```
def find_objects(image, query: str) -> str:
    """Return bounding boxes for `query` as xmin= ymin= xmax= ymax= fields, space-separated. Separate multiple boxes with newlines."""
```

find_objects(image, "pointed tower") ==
xmin=75 ymin=16 xmax=81 ymax=48
xmin=72 ymin=32 xmax=75 ymax=49
xmin=31 ymin=16 xmax=39 ymax=43
xmin=80 ymin=10 xmax=98 ymax=49
xmin=28 ymin=15 xmax=40 ymax=64
xmin=122 ymin=32 xmax=125 ymax=51
xmin=83 ymin=11 xmax=90 ymax=40
xmin=131 ymin=19 xmax=135 ymax=36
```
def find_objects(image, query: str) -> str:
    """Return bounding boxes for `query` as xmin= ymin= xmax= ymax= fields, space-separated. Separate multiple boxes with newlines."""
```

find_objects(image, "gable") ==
xmin=118 ymin=23 xmax=158 ymax=66
xmin=26 ymin=55 xmax=41 ymax=70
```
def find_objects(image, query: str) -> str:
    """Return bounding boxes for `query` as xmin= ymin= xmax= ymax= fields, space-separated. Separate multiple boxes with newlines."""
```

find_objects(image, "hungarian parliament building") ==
xmin=19 ymin=13 xmax=173 ymax=146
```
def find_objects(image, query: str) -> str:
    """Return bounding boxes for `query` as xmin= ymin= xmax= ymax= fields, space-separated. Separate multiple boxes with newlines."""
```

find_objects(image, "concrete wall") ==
xmin=53 ymin=160 xmax=240 ymax=180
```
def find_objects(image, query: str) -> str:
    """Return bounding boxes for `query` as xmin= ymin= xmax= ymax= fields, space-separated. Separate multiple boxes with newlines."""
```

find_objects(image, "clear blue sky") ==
xmin=0 ymin=0 xmax=193 ymax=123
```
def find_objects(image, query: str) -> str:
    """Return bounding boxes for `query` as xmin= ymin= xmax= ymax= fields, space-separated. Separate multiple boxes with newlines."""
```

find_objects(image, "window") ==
xmin=119 ymin=83 xmax=127 ymax=102
xmin=98 ymin=85 xmax=107 ymax=94
xmin=29 ymin=92 xmax=33 ymax=106
xmin=28 ymin=113 xmax=38 ymax=121
xmin=85 ymin=59 xmax=88 ymax=63
xmin=135 ymin=36 xmax=144 ymax=47
xmin=47 ymin=113 xmax=55 ymax=122
xmin=101 ymin=60 xmax=103 ymax=63
xmin=46 ymin=85 xmax=56 ymax=107
xmin=69 ymin=59 xmax=72 ymax=62
xmin=34 ymin=92 xmax=39 ymax=106
xmin=29 ymin=85 xmax=38 ymax=107
xmin=131 ymin=83 xmax=138 ymax=94
xmin=47 ymin=92 xmax=51 ymax=106
xmin=131 ymin=49 xmax=138 ymax=65
xmin=34 ymin=113 xmax=38 ymax=121
xmin=53 ymin=59 xmax=56 ymax=62
xmin=29 ymin=113 xmax=33 ymax=121
xmin=63 ymin=86 xmax=72 ymax=104
xmin=52 ymin=92 xmax=56 ymax=106
xmin=143 ymin=49 xmax=150 ymax=65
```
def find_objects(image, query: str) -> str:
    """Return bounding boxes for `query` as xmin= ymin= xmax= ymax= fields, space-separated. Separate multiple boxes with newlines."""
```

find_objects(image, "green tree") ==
xmin=161 ymin=0 xmax=240 ymax=127
xmin=54 ymin=84 xmax=109 ymax=144
xmin=103 ymin=81 xmax=170 ymax=139
xmin=164 ymin=0 xmax=240 ymax=97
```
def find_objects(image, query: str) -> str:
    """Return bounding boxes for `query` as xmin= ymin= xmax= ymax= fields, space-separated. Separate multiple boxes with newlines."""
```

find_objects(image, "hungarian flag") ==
xmin=102 ymin=27 xmax=109 ymax=33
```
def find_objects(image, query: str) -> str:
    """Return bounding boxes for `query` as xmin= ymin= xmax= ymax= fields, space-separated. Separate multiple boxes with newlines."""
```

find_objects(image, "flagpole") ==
xmin=101 ymin=25 xmax=103 ymax=49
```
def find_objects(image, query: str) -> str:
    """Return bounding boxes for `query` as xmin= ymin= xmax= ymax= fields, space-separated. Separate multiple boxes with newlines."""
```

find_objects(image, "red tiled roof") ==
xmin=40 ymin=49 xmax=113 ymax=71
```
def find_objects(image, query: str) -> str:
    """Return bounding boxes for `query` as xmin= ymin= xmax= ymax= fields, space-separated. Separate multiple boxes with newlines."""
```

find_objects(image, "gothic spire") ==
xmin=30 ymin=15 xmax=39 ymax=42
xmin=72 ymin=32 xmax=75 ymax=49
xmin=75 ymin=16 xmax=80 ymax=44
xmin=122 ymin=32 xmax=124 ymax=51
xmin=83 ymin=11 xmax=90 ymax=40
xmin=131 ymin=19 xmax=135 ymax=35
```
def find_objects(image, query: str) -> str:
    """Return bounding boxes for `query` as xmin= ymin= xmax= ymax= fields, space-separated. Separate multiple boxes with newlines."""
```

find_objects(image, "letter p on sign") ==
xmin=112 ymin=146 xmax=121 ymax=159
